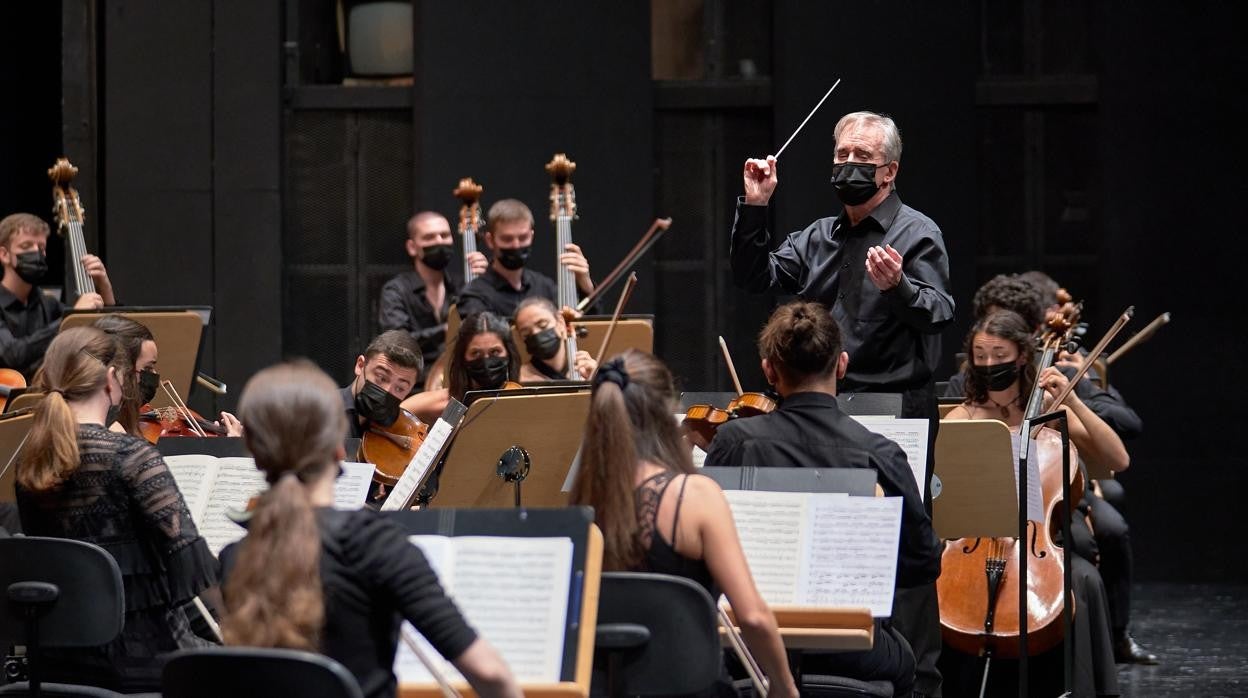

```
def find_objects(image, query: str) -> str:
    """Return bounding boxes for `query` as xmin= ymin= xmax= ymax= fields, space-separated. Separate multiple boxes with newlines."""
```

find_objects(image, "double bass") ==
xmin=49 ymin=158 xmax=97 ymax=304
xmin=547 ymin=154 xmax=582 ymax=379
xmin=936 ymin=302 xmax=1084 ymax=673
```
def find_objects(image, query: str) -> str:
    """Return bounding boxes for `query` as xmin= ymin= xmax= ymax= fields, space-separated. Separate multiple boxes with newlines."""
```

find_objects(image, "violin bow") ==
xmin=160 ymin=379 xmax=208 ymax=437
xmin=400 ymin=625 xmax=463 ymax=698
xmin=718 ymin=336 xmax=745 ymax=397
xmin=591 ymin=272 xmax=638 ymax=376
xmin=1046 ymin=306 xmax=1134 ymax=410
xmin=576 ymin=218 xmax=670 ymax=312
xmin=1107 ymin=311 xmax=1170 ymax=365
xmin=718 ymin=604 xmax=770 ymax=696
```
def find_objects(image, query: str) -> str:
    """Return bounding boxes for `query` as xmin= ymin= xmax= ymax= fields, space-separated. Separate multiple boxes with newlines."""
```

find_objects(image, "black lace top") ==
xmin=15 ymin=423 xmax=218 ymax=690
xmin=634 ymin=471 xmax=717 ymax=597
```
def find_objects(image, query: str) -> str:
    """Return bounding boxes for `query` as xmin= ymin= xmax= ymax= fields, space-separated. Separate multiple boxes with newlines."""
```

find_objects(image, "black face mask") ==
xmin=354 ymin=380 xmax=402 ymax=426
xmin=138 ymin=369 xmax=161 ymax=405
xmin=13 ymin=251 xmax=48 ymax=284
xmin=466 ymin=356 xmax=510 ymax=389
xmin=420 ymin=243 xmax=454 ymax=271
xmin=972 ymin=362 xmax=1020 ymax=392
xmin=524 ymin=328 xmax=562 ymax=361
xmin=497 ymin=246 xmax=531 ymax=271
xmin=830 ymin=162 xmax=882 ymax=206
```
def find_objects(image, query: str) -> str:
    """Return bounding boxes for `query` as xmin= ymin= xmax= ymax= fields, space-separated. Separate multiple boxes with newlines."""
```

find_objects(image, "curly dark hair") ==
xmin=757 ymin=300 xmax=842 ymax=383
xmin=961 ymin=310 xmax=1037 ymax=410
xmin=972 ymin=274 xmax=1046 ymax=329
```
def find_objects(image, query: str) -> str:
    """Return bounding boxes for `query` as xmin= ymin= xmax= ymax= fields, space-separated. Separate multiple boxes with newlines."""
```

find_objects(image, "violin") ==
xmin=360 ymin=408 xmax=431 ymax=493
xmin=0 ymin=369 xmax=27 ymax=391
xmin=937 ymin=301 xmax=1085 ymax=666
xmin=138 ymin=404 xmax=227 ymax=444
xmin=682 ymin=336 xmax=776 ymax=446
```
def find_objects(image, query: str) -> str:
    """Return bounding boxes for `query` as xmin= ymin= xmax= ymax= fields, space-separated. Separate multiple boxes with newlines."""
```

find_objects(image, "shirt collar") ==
xmin=0 ymin=284 xmax=35 ymax=310
xmin=484 ymin=265 xmax=531 ymax=292
xmin=835 ymin=190 xmax=902 ymax=232
xmin=778 ymin=390 xmax=845 ymax=411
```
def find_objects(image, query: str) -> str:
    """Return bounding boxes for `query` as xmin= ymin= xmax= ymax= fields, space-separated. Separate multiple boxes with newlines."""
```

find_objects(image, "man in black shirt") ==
xmin=0 ymin=212 xmax=116 ymax=380
xmin=705 ymin=301 xmax=937 ymax=690
xmin=378 ymin=211 xmax=486 ymax=368
xmin=732 ymin=112 xmax=952 ymax=696
xmin=340 ymin=330 xmax=423 ymax=440
xmin=456 ymin=199 xmax=594 ymax=319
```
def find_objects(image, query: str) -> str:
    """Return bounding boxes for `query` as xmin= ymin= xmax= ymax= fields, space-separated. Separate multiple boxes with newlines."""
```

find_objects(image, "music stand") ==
xmin=678 ymin=391 xmax=736 ymax=410
xmin=0 ymin=411 xmax=34 ymax=504
xmin=61 ymin=307 xmax=210 ymax=408
xmin=931 ymin=419 xmax=1018 ymax=539
xmin=700 ymin=466 xmax=877 ymax=496
xmin=428 ymin=388 xmax=591 ymax=508
xmin=836 ymin=392 xmax=904 ymax=417
xmin=388 ymin=507 xmax=602 ymax=698
xmin=4 ymin=392 xmax=44 ymax=413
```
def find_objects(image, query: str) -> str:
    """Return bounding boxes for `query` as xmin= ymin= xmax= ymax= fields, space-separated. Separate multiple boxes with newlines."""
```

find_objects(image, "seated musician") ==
xmin=92 ymin=313 xmax=244 ymax=437
xmin=703 ymin=301 xmax=929 ymax=692
xmin=513 ymin=296 xmax=596 ymax=381
xmin=14 ymin=327 xmax=217 ymax=691
xmin=378 ymin=211 xmax=487 ymax=369
xmin=342 ymin=330 xmax=424 ymax=439
xmin=569 ymin=350 xmax=801 ymax=698
xmin=456 ymin=199 xmax=594 ymax=319
xmin=445 ymin=312 xmax=520 ymax=402
xmin=943 ymin=309 xmax=1123 ymax=695
xmin=219 ymin=360 xmax=520 ymax=698
xmin=0 ymin=212 xmax=117 ymax=379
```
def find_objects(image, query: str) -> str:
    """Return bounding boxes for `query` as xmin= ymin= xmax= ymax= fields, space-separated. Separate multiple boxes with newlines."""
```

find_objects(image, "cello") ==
xmin=936 ymin=302 xmax=1084 ymax=689
xmin=547 ymin=154 xmax=582 ymax=379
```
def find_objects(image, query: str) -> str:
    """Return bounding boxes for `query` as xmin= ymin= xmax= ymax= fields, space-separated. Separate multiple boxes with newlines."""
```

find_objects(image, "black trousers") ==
xmin=1070 ymin=493 xmax=1134 ymax=634
xmin=801 ymin=621 xmax=917 ymax=697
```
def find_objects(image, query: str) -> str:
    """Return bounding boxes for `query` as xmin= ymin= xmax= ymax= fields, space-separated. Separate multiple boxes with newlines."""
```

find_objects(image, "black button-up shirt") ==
xmin=377 ymin=270 xmax=462 ymax=367
xmin=730 ymin=192 xmax=955 ymax=391
xmin=703 ymin=391 xmax=942 ymax=589
xmin=0 ymin=285 xmax=64 ymax=378
xmin=456 ymin=266 xmax=561 ymax=320
xmin=340 ymin=386 xmax=365 ymax=439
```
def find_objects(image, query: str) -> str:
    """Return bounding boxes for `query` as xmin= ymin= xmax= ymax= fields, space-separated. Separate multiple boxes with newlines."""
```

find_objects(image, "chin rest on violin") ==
xmin=360 ymin=408 xmax=430 ymax=489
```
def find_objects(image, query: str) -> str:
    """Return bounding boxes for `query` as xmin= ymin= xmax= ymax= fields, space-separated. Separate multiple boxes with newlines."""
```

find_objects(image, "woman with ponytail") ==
xmin=703 ymin=300 xmax=929 ymax=697
xmin=219 ymin=360 xmax=518 ymax=698
xmin=569 ymin=350 xmax=798 ymax=698
xmin=14 ymin=326 xmax=218 ymax=691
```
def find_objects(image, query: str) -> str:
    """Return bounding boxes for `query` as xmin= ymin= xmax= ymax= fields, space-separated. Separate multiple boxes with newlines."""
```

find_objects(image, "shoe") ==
xmin=1114 ymin=631 xmax=1159 ymax=665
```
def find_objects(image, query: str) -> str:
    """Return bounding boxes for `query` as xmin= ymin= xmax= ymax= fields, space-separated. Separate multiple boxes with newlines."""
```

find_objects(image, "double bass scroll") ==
xmin=453 ymin=177 xmax=484 ymax=285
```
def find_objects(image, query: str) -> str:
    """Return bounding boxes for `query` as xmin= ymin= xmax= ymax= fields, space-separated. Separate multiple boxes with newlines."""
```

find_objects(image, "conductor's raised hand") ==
xmin=865 ymin=244 xmax=904 ymax=291
xmin=743 ymin=155 xmax=778 ymax=206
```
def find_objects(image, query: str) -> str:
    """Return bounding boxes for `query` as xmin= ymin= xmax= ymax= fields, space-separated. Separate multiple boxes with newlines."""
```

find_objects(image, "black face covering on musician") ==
xmin=354 ymin=380 xmax=402 ymax=426
xmin=420 ymin=244 xmax=454 ymax=271
xmin=497 ymin=246 xmax=531 ymax=271
xmin=466 ymin=356 xmax=509 ymax=389
xmin=972 ymin=362 xmax=1019 ymax=392
xmin=524 ymin=328 xmax=562 ymax=361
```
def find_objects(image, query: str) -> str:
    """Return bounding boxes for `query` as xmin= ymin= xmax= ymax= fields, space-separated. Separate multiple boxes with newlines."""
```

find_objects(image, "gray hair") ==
xmin=834 ymin=111 xmax=903 ymax=163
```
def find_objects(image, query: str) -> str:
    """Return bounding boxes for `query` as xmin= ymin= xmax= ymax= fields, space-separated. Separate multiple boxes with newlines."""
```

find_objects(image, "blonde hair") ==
xmin=0 ymin=213 xmax=50 ymax=248
xmin=19 ymin=327 xmax=127 ymax=491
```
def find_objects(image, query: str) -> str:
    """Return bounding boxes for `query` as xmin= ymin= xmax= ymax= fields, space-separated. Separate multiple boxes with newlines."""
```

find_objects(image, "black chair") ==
xmin=592 ymin=572 xmax=723 ymax=697
xmin=0 ymin=536 xmax=126 ymax=698
xmin=162 ymin=647 xmax=362 ymax=698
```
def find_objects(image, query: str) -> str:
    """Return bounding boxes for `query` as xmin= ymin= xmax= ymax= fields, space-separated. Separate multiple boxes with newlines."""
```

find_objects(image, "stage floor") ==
xmin=1117 ymin=583 xmax=1248 ymax=697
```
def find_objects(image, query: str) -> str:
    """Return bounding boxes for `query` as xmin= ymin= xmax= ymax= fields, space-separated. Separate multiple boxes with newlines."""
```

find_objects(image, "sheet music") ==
xmin=397 ymin=535 xmax=574 ymax=684
xmin=1011 ymin=434 xmax=1045 ymax=523
xmin=804 ymin=496 xmax=902 ymax=617
xmin=333 ymin=461 xmax=374 ymax=510
xmin=196 ymin=457 xmax=266 ymax=556
xmin=381 ymin=418 xmax=456 ymax=511
xmin=723 ymin=490 xmax=817 ymax=605
xmin=164 ymin=454 xmax=219 ymax=521
xmin=853 ymin=416 xmax=929 ymax=493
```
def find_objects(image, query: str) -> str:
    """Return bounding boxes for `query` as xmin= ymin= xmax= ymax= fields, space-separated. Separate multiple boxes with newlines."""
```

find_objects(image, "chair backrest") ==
xmin=0 ymin=536 xmax=124 ymax=648
xmin=592 ymin=572 xmax=722 ymax=696
xmin=162 ymin=647 xmax=363 ymax=698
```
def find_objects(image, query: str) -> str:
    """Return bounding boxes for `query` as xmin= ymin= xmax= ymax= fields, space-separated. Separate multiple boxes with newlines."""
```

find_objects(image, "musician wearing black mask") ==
xmin=732 ymin=112 xmax=953 ymax=697
xmin=342 ymin=331 xmax=423 ymax=439
xmin=0 ymin=212 xmax=117 ymax=380
xmin=457 ymin=199 xmax=596 ymax=319
xmin=379 ymin=212 xmax=486 ymax=368
xmin=514 ymin=297 xmax=596 ymax=381
xmin=446 ymin=312 xmax=520 ymax=403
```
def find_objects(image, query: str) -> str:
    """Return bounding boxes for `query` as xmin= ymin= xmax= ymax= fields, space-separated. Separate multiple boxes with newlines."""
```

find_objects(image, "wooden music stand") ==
xmin=931 ymin=419 xmax=1018 ymax=539
xmin=514 ymin=315 xmax=653 ymax=366
xmin=723 ymin=606 xmax=874 ymax=652
xmin=390 ymin=507 xmax=603 ymax=698
xmin=428 ymin=389 xmax=591 ymax=508
xmin=4 ymin=393 xmax=44 ymax=413
xmin=0 ymin=411 xmax=35 ymax=504
xmin=61 ymin=307 xmax=208 ymax=409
